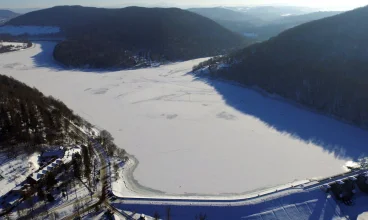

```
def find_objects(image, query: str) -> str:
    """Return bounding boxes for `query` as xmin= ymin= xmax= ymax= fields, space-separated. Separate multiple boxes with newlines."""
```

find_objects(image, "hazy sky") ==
xmin=2 ymin=0 xmax=367 ymax=11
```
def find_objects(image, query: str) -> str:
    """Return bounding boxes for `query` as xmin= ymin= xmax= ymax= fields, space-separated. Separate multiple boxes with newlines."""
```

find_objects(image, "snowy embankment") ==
xmin=1 ymin=42 xmax=368 ymax=197
xmin=0 ymin=25 xmax=60 ymax=36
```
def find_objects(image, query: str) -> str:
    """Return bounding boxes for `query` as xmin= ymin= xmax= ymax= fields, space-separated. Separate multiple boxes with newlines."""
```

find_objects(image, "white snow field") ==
xmin=0 ymin=153 xmax=40 ymax=197
xmin=1 ymin=42 xmax=368 ymax=196
xmin=0 ymin=41 xmax=29 ymax=52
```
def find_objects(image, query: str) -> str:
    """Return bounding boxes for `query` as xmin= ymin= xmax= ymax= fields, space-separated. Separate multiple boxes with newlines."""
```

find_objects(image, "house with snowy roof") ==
xmin=27 ymin=159 xmax=63 ymax=184
xmin=0 ymin=192 xmax=22 ymax=210
xmin=40 ymin=147 xmax=65 ymax=162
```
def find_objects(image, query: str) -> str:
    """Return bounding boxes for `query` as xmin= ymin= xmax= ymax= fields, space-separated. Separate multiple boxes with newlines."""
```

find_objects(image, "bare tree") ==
xmin=113 ymin=162 xmax=119 ymax=180
xmin=99 ymin=130 xmax=114 ymax=146
xmin=73 ymin=199 xmax=81 ymax=216
xmin=166 ymin=207 xmax=171 ymax=220
xmin=25 ymin=195 xmax=35 ymax=218
xmin=153 ymin=211 xmax=160 ymax=220
xmin=196 ymin=213 xmax=207 ymax=220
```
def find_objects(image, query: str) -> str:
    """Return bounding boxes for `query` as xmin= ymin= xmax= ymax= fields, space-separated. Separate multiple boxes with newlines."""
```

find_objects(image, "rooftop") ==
xmin=41 ymin=148 xmax=65 ymax=159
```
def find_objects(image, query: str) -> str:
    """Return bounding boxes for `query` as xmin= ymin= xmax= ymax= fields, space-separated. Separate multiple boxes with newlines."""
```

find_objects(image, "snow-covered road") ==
xmin=1 ymin=42 xmax=367 ymax=196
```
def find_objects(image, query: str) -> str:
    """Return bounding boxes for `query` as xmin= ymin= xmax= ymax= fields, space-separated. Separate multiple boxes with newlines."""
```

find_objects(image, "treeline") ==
xmin=53 ymin=40 xmax=138 ymax=69
xmin=71 ymin=144 xmax=95 ymax=188
xmin=0 ymin=75 xmax=90 ymax=154
xmin=97 ymin=130 xmax=126 ymax=159
xmin=193 ymin=6 xmax=368 ymax=128
xmin=192 ymin=56 xmax=223 ymax=71
xmin=0 ymin=34 xmax=32 ymax=53
xmin=0 ymin=34 xmax=32 ymax=44
xmin=8 ymin=6 xmax=248 ymax=69
xmin=0 ymin=42 xmax=32 ymax=53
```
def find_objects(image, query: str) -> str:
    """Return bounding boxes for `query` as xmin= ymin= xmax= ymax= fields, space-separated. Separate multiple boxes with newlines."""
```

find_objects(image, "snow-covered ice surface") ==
xmin=1 ymin=42 xmax=368 ymax=196
xmin=0 ymin=25 xmax=60 ymax=36
xmin=359 ymin=212 xmax=368 ymax=220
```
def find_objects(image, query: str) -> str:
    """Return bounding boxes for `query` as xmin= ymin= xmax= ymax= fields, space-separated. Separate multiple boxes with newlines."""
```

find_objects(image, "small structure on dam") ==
xmin=330 ymin=177 xmax=357 ymax=205
xmin=357 ymin=172 xmax=368 ymax=193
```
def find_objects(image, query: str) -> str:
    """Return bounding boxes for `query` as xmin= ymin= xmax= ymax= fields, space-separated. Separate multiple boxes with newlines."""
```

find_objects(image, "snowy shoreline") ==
xmin=113 ymin=152 xmax=359 ymax=200
xmin=113 ymin=153 xmax=313 ymax=199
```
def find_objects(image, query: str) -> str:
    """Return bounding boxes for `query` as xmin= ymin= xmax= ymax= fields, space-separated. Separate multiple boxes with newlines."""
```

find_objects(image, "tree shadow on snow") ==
xmin=189 ymin=73 xmax=368 ymax=161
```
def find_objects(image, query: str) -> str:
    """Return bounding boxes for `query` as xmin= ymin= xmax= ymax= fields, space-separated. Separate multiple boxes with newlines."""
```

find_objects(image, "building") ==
xmin=357 ymin=173 xmax=368 ymax=193
xmin=40 ymin=148 xmax=65 ymax=163
xmin=0 ymin=191 xmax=22 ymax=211
xmin=27 ymin=159 xmax=63 ymax=184
xmin=11 ymin=185 xmax=30 ymax=197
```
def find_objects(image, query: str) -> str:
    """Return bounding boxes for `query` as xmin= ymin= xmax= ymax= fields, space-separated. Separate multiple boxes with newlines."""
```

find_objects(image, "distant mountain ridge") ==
xmin=189 ymin=7 xmax=341 ymax=40
xmin=193 ymin=5 xmax=368 ymax=128
xmin=6 ymin=6 xmax=249 ymax=69
xmin=189 ymin=7 xmax=263 ymax=24
xmin=0 ymin=9 xmax=19 ymax=25
xmin=0 ymin=10 xmax=19 ymax=17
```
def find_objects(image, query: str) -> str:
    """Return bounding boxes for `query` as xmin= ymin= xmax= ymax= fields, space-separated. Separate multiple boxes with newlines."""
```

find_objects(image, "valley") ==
xmin=1 ymin=2 xmax=368 ymax=219
xmin=1 ymin=42 xmax=366 ymax=196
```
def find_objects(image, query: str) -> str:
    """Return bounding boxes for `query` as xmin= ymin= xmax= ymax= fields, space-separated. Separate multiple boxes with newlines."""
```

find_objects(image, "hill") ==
xmin=0 ymin=10 xmax=19 ymax=24
xmin=252 ymin=11 xmax=342 ymax=39
xmin=189 ymin=7 xmax=341 ymax=40
xmin=0 ymin=10 xmax=19 ymax=18
xmin=0 ymin=74 xmax=91 ymax=154
xmin=7 ymin=6 xmax=249 ymax=69
xmin=188 ymin=7 xmax=262 ymax=38
xmin=193 ymin=5 xmax=368 ymax=128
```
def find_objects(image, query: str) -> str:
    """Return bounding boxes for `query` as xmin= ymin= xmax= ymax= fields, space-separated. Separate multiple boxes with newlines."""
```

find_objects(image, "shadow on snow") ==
xmin=31 ymin=42 xmax=368 ymax=161
xmin=31 ymin=41 xmax=123 ymax=73
xmin=111 ymin=191 xmax=342 ymax=220
xmin=189 ymin=74 xmax=368 ymax=162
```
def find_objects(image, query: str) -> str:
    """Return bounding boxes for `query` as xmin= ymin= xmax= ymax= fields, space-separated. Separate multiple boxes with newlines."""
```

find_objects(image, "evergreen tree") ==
xmin=45 ymin=172 xmax=57 ymax=189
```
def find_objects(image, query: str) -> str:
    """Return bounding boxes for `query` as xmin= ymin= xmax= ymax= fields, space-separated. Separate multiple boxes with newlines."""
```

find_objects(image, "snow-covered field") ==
xmin=0 ymin=41 xmax=29 ymax=52
xmin=0 ymin=25 xmax=60 ymax=36
xmin=1 ymin=42 xmax=368 ymax=196
xmin=0 ymin=42 xmax=26 ymax=47
xmin=0 ymin=153 xmax=40 ymax=197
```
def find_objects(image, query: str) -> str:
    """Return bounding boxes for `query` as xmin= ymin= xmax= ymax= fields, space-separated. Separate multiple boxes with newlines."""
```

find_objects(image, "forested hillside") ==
xmin=7 ymin=6 xmax=249 ymax=69
xmin=0 ymin=75 xmax=91 ymax=153
xmin=0 ymin=10 xmax=19 ymax=24
xmin=193 ymin=5 xmax=368 ymax=128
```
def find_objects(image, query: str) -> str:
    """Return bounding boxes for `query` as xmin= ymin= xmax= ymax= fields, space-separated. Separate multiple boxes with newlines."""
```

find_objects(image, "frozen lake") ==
xmin=1 ymin=42 xmax=367 ymax=195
